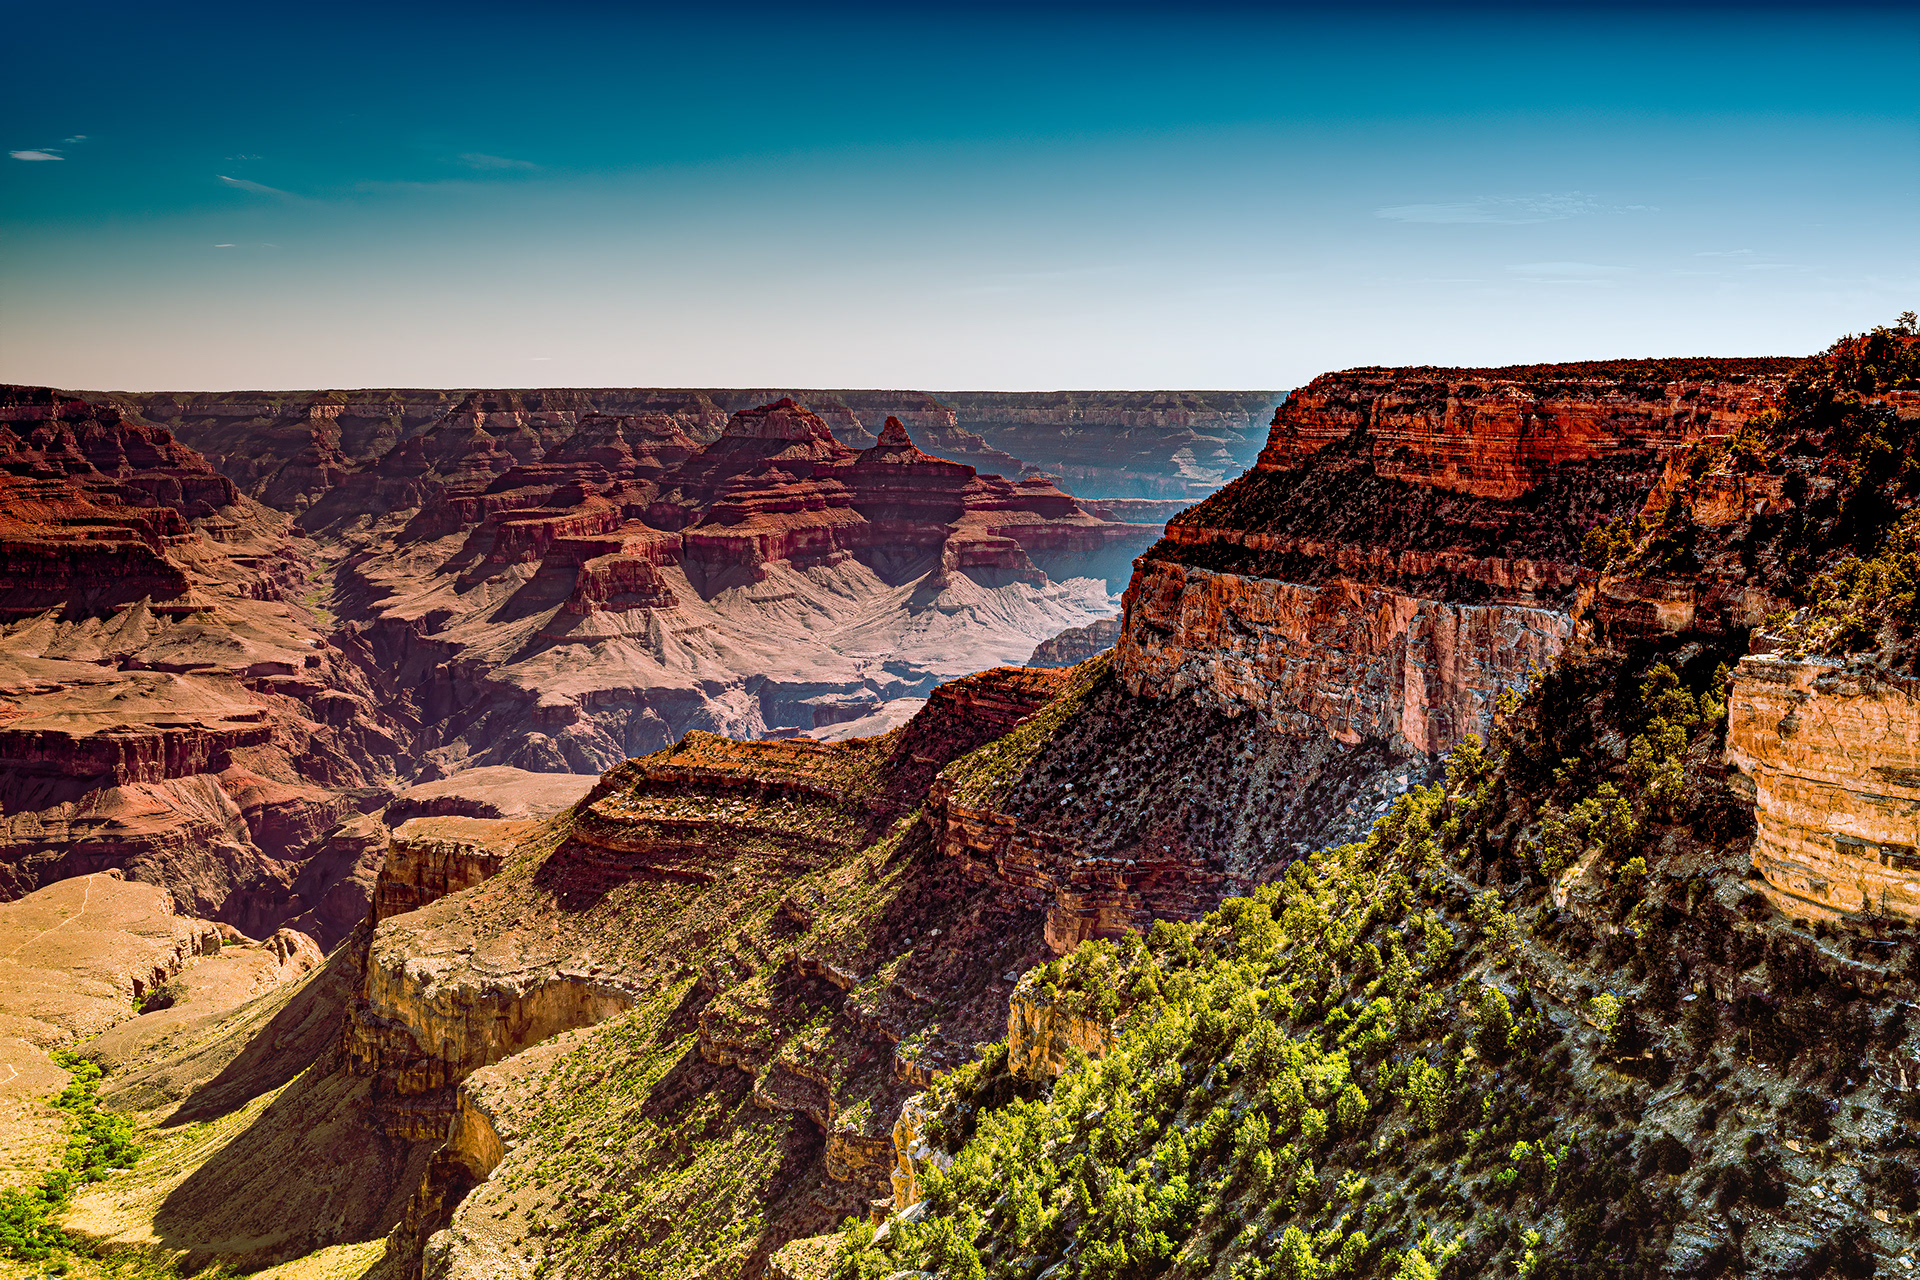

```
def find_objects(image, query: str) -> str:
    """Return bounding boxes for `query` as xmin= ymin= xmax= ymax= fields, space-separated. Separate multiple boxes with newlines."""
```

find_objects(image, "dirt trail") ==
xmin=2 ymin=872 xmax=95 ymax=960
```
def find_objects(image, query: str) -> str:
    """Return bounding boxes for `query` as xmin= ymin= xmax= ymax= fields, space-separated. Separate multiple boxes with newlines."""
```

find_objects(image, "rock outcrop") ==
xmin=371 ymin=816 xmax=534 ymax=923
xmin=1118 ymin=362 xmax=1798 ymax=761
xmin=0 ymin=389 xmax=413 ymax=939
xmin=1005 ymin=979 xmax=1118 ymax=1081
xmin=1027 ymin=616 xmax=1121 ymax=668
xmin=1727 ymin=655 xmax=1920 ymax=922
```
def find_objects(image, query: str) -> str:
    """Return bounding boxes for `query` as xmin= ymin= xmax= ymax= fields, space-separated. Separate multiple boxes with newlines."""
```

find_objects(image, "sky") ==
xmin=2 ymin=1 xmax=1915 ymax=392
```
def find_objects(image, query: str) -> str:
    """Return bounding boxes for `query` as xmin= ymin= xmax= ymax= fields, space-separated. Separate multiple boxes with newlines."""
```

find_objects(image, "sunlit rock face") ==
xmin=0 ymin=388 xmax=412 ymax=937
xmin=1257 ymin=368 xmax=1780 ymax=500
xmin=1727 ymin=655 xmax=1920 ymax=922
xmin=1119 ymin=560 xmax=1572 ymax=756
xmin=1118 ymin=363 xmax=1795 ymax=762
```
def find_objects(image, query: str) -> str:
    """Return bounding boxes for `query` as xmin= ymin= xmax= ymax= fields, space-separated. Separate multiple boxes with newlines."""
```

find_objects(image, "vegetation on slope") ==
xmin=1 ymin=1054 xmax=142 ymax=1266
xmin=835 ymin=626 xmax=1920 ymax=1280
xmin=1575 ymin=312 xmax=1920 ymax=665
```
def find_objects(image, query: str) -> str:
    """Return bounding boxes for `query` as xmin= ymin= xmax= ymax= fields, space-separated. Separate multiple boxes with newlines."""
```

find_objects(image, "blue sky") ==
xmin=2 ymin=1 xmax=1915 ymax=391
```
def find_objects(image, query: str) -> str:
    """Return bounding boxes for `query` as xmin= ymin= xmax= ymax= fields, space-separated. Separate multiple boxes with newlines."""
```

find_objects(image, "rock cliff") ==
xmin=1026 ymin=615 xmax=1120 ymax=668
xmin=1118 ymin=361 xmax=1798 ymax=761
xmin=1727 ymin=655 xmax=1920 ymax=922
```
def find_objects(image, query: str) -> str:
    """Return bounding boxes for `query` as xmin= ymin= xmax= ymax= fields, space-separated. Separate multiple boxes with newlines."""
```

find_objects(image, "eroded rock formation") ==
xmin=335 ymin=402 xmax=1155 ymax=774
xmin=1727 ymin=655 xmax=1920 ymax=922
xmin=0 ymin=390 xmax=411 ymax=937
xmin=1118 ymin=362 xmax=1798 ymax=760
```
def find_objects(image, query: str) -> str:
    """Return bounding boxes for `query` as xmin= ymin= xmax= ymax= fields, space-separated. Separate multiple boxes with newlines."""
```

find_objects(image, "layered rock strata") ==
xmin=113 ymin=387 xmax=1014 ymax=511
xmin=929 ymin=775 xmax=1251 ymax=955
xmin=1726 ymin=655 xmax=1920 ymax=922
xmin=0 ymin=390 xmax=414 ymax=938
xmin=371 ymin=816 xmax=535 ymax=922
xmin=337 ymin=402 xmax=1155 ymax=773
xmin=1026 ymin=615 xmax=1120 ymax=668
xmin=1118 ymin=363 xmax=1797 ymax=764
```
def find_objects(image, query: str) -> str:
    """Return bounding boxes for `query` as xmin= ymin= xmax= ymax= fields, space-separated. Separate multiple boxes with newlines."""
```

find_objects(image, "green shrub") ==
xmin=0 ymin=1051 xmax=144 ymax=1263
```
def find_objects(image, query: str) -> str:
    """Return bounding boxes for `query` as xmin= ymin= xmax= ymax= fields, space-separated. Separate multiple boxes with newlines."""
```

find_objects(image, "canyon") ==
xmin=0 ymin=383 xmax=1162 ymax=952
xmin=13 ymin=332 xmax=1920 ymax=1280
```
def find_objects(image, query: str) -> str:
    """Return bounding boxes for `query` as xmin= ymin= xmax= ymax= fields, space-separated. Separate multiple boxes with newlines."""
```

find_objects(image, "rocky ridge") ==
xmin=0 ymin=389 xmax=412 ymax=939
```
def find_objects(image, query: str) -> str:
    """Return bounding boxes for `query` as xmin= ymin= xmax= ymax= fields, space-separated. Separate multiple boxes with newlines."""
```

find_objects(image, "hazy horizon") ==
xmin=5 ymin=1 xmax=1914 ymax=392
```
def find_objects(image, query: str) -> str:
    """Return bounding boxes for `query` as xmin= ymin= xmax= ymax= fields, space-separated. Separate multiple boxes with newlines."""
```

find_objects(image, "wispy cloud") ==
xmin=1376 ymin=193 xmax=1648 ymax=225
xmin=10 ymin=149 xmax=64 ymax=162
xmin=458 ymin=152 xmax=538 ymax=171
xmin=214 ymin=243 xmax=235 ymax=248
xmin=63 ymin=135 xmax=87 ymax=143
xmin=1693 ymin=248 xmax=1754 ymax=258
xmin=218 ymin=174 xmax=304 ymax=201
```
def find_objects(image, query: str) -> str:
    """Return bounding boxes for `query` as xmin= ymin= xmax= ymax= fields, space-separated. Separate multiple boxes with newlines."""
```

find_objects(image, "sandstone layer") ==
xmin=1026 ymin=615 xmax=1120 ymax=668
xmin=1727 ymin=655 xmax=1920 ymax=922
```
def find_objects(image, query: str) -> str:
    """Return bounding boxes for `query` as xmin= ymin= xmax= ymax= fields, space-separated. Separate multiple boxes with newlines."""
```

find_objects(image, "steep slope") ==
xmin=826 ymin=328 xmax=1920 ymax=1280
xmin=46 ymin=666 xmax=1071 ymax=1276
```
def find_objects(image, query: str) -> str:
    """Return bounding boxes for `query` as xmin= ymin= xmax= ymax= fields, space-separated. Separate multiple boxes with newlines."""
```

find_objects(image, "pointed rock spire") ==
xmin=877 ymin=416 xmax=913 ymax=448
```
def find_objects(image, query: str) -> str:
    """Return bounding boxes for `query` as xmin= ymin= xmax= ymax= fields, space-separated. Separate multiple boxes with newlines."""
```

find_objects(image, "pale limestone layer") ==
xmin=349 ymin=925 xmax=637 ymax=1104
xmin=1117 ymin=559 xmax=1572 ymax=755
xmin=886 ymin=979 xmax=1117 ymax=1214
xmin=1006 ymin=984 xmax=1117 ymax=1082
xmin=888 ymin=1092 xmax=950 ymax=1211
xmin=1726 ymin=655 xmax=1920 ymax=921
xmin=371 ymin=816 xmax=537 ymax=923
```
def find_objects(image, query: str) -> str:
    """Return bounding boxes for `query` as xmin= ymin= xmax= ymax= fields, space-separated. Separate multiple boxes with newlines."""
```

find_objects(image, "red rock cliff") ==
xmin=1118 ymin=360 xmax=1796 ymax=760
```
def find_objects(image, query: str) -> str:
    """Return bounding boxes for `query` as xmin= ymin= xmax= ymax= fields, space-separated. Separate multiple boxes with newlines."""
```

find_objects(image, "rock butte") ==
xmin=323 ymin=399 xmax=1159 ymax=774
